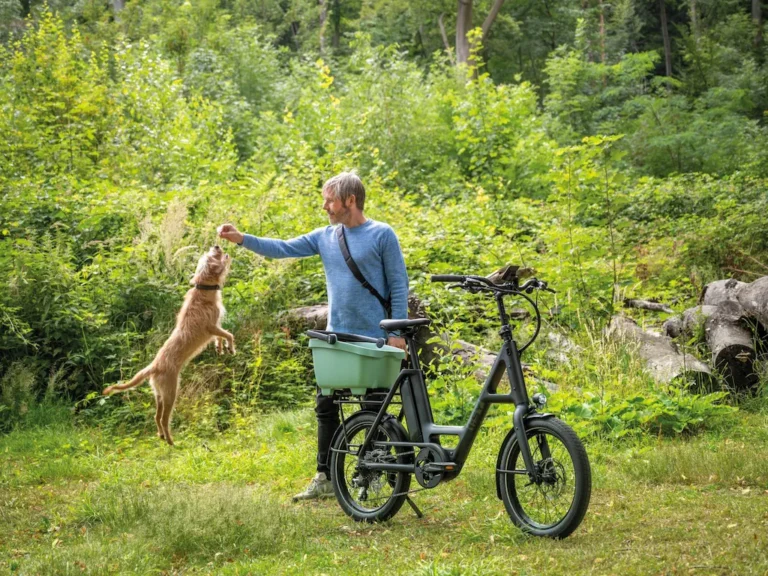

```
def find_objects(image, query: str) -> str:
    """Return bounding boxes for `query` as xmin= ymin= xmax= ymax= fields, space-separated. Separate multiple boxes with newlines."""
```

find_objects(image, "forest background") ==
xmin=1 ymin=1 xmax=768 ymax=573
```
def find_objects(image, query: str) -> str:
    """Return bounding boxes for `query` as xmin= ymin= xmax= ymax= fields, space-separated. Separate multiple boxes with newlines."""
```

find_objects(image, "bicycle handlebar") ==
xmin=430 ymin=271 xmax=556 ymax=355
xmin=431 ymin=274 xmax=554 ymax=294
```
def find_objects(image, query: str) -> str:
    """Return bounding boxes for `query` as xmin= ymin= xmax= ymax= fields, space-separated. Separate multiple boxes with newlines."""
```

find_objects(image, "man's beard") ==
xmin=328 ymin=206 xmax=349 ymax=224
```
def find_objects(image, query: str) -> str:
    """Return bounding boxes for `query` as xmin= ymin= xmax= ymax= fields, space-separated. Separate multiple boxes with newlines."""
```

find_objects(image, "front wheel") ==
xmin=498 ymin=417 xmax=591 ymax=538
xmin=330 ymin=411 xmax=412 ymax=522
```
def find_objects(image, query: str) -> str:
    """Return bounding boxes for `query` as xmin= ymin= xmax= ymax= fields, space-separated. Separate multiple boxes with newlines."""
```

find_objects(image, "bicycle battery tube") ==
xmin=399 ymin=377 xmax=423 ymax=443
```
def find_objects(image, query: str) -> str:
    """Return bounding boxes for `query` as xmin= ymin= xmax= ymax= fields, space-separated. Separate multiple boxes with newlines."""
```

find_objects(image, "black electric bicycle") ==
xmin=306 ymin=268 xmax=591 ymax=538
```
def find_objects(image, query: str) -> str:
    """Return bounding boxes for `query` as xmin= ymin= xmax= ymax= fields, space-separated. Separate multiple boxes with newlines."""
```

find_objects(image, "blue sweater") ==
xmin=241 ymin=219 xmax=408 ymax=338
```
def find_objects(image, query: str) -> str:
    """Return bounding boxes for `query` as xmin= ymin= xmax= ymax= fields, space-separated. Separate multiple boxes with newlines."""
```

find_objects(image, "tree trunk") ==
xmin=700 ymin=278 xmax=747 ymax=306
xmin=606 ymin=315 xmax=714 ymax=385
xmin=689 ymin=0 xmax=699 ymax=42
xmin=456 ymin=0 xmax=473 ymax=65
xmin=319 ymin=0 xmax=328 ymax=54
xmin=737 ymin=276 xmax=768 ymax=328
xmin=662 ymin=315 xmax=684 ymax=338
xmin=112 ymin=0 xmax=125 ymax=12
xmin=438 ymin=13 xmax=454 ymax=62
xmin=754 ymin=0 xmax=763 ymax=48
xmin=418 ymin=24 xmax=427 ymax=57
xmin=331 ymin=0 xmax=341 ymax=49
xmin=704 ymin=300 xmax=758 ymax=391
xmin=455 ymin=0 xmax=506 ymax=67
xmin=679 ymin=275 xmax=764 ymax=392
xmin=624 ymin=298 xmax=674 ymax=313
xmin=599 ymin=0 xmax=606 ymax=65
xmin=663 ymin=305 xmax=716 ymax=339
xmin=290 ymin=21 xmax=301 ymax=50
xmin=659 ymin=0 xmax=673 ymax=76
xmin=680 ymin=305 xmax=717 ymax=335
xmin=481 ymin=0 xmax=506 ymax=41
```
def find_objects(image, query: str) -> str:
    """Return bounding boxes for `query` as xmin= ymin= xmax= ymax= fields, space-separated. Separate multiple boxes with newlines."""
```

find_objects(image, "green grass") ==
xmin=2 ymin=408 xmax=768 ymax=575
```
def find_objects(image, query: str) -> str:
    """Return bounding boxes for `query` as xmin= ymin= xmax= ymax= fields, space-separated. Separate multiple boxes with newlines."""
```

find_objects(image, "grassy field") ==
xmin=2 ymin=405 xmax=768 ymax=575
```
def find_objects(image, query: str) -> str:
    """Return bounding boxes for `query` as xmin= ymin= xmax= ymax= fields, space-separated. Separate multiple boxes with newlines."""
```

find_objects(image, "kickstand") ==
xmin=405 ymin=496 xmax=423 ymax=519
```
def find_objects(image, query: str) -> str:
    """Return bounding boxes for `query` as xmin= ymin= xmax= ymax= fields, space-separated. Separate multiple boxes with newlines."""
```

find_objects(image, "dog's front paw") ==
xmin=229 ymin=341 xmax=237 ymax=355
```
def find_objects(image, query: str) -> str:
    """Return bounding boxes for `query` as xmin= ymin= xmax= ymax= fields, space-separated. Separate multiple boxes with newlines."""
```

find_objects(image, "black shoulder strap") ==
xmin=336 ymin=225 xmax=391 ymax=317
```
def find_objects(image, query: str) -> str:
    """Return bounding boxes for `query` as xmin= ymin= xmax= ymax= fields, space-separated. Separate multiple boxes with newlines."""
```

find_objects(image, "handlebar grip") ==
xmin=306 ymin=330 xmax=337 ymax=344
xmin=431 ymin=275 xmax=465 ymax=283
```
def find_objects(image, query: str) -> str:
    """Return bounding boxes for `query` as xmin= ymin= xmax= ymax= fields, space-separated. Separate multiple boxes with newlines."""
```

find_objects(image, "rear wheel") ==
xmin=498 ymin=417 xmax=591 ymax=538
xmin=330 ymin=411 xmax=412 ymax=522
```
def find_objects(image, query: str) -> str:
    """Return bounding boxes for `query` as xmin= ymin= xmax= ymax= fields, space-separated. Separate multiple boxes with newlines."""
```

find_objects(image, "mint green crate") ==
xmin=309 ymin=339 xmax=405 ymax=396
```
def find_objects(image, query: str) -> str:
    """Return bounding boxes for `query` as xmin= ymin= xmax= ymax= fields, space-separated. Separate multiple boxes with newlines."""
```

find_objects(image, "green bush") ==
xmin=0 ymin=361 xmax=36 ymax=432
xmin=548 ymin=388 xmax=738 ymax=439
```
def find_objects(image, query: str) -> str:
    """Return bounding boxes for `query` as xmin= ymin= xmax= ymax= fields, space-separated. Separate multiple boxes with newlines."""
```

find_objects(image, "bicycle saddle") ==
xmin=379 ymin=318 xmax=431 ymax=332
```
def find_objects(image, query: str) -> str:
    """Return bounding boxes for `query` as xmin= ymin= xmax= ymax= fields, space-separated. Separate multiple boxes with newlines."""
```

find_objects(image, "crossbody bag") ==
xmin=335 ymin=225 xmax=392 ymax=318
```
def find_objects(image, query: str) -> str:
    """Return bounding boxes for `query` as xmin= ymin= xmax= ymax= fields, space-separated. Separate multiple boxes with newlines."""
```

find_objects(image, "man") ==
xmin=218 ymin=171 xmax=408 ymax=501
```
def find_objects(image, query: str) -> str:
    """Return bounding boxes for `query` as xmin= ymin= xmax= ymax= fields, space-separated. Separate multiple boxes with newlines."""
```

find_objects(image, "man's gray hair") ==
xmin=323 ymin=171 xmax=365 ymax=210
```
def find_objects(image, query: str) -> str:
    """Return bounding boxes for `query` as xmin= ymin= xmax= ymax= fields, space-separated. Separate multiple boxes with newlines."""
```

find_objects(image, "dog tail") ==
xmin=103 ymin=365 xmax=153 ymax=395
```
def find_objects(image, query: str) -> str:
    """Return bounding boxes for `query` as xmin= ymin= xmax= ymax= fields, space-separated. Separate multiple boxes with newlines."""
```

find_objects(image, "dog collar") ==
xmin=195 ymin=284 xmax=221 ymax=291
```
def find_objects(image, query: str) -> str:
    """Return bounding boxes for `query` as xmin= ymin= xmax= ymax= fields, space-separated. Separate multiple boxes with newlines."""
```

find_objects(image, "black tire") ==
xmin=330 ymin=411 xmax=412 ymax=522
xmin=498 ymin=417 xmax=591 ymax=538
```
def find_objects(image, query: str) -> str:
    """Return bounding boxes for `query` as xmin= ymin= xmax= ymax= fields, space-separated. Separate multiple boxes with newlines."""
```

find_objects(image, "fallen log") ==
xmin=606 ymin=315 xmax=714 ymax=386
xmin=663 ymin=305 xmax=719 ymax=339
xmin=704 ymin=300 xmax=758 ymax=391
xmin=700 ymin=278 xmax=747 ymax=306
xmin=681 ymin=305 xmax=718 ymax=335
xmin=663 ymin=302 xmax=759 ymax=391
xmin=280 ymin=304 xmax=329 ymax=331
xmin=662 ymin=316 xmax=683 ymax=339
xmin=624 ymin=298 xmax=674 ymax=314
xmin=694 ymin=275 xmax=764 ymax=390
xmin=736 ymin=276 xmax=768 ymax=329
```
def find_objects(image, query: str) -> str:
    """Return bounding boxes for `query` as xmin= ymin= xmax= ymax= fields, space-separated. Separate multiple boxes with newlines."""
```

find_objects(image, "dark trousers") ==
xmin=315 ymin=389 xmax=340 ymax=478
xmin=315 ymin=389 xmax=386 ymax=479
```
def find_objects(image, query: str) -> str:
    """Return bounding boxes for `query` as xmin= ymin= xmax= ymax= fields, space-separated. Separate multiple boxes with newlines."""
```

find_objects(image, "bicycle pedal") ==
xmin=405 ymin=496 xmax=424 ymax=519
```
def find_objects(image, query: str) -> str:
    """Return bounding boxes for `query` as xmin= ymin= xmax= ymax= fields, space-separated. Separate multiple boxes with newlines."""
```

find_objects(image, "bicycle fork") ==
xmin=505 ymin=339 xmax=543 ymax=484
xmin=513 ymin=404 xmax=541 ymax=481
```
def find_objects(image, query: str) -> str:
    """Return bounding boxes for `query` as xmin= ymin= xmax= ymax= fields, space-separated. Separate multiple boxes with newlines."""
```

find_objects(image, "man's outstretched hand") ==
xmin=217 ymin=223 xmax=244 ymax=245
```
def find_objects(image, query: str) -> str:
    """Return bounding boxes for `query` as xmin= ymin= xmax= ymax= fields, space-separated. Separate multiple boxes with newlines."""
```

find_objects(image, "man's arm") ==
xmin=218 ymin=223 xmax=320 ymax=259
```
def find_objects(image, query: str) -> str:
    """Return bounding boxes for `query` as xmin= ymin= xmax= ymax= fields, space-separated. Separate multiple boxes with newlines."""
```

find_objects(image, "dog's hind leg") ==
xmin=103 ymin=365 xmax=153 ymax=395
xmin=153 ymin=384 xmax=165 ymax=440
xmin=158 ymin=374 xmax=179 ymax=446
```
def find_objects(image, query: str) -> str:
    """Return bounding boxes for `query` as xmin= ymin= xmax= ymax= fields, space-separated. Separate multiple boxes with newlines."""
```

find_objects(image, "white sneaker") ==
xmin=292 ymin=472 xmax=334 ymax=501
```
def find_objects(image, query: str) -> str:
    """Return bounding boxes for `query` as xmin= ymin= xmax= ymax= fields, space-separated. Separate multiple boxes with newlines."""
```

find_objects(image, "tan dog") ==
xmin=103 ymin=245 xmax=235 ymax=445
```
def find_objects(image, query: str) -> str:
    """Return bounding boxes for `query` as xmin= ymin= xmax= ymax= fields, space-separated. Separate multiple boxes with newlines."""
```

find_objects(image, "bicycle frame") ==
xmin=351 ymin=292 xmax=549 ymax=483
